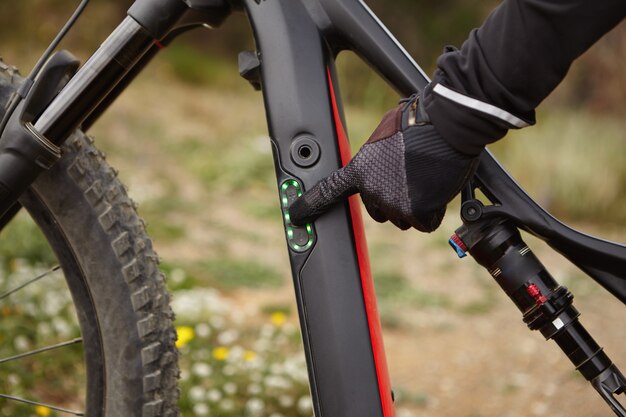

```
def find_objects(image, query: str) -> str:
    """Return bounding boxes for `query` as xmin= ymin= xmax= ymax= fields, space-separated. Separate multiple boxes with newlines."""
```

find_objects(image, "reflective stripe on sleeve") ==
xmin=433 ymin=83 xmax=530 ymax=128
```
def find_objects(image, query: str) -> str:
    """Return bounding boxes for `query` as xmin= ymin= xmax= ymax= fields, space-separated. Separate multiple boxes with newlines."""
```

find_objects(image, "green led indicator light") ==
xmin=280 ymin=179 xmax=315 ymax=252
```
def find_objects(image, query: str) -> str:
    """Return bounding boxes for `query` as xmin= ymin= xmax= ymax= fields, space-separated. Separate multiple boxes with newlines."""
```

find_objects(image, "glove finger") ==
xmin=289 ymin=166 xmax=358 ymax=226
xmin=362 ymin=197 xmax=388 ymax=224
xmin=390 ymin=218 xmax=411 ymax=231
xmin=411 ymin=207 xmax=446 ymax=233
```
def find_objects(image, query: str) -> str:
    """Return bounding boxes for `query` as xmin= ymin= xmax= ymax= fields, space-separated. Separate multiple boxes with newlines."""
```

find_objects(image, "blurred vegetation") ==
xmin=0 ymin=216 xmax=84 ymax=417
xmin=0 ymin=1 xmax=625 ymax=224
xmin=1 ymin=0 xmax=624 ymax=112
xmin=8 ymin=0 xmax=616 ymax=226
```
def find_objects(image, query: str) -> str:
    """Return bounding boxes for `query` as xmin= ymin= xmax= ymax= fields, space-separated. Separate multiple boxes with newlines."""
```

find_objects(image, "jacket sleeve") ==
xmin=423 ymin=0 xmax=626 ymax=155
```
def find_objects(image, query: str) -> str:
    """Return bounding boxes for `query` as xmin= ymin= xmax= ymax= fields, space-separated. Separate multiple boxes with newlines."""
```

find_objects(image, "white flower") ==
xmin=217 ymin=329 xmax=239 ymax=345
xmin=37 ymin=322 xmax=52 ymax=338
xmin=191 ymin=362 xmax=212 ymax=378
xmin=283 ymin=357 xmax=305 ymax=376
xmin=284 ymin=356 xmax=309 ymax=382
xmin=42 ymin=291 xmax=69 ymax=316
xmin=246 ymin=398 xmax=265 ymax=416
xmin=207 ymin=389 xmax=222 ymax=402
xmin=192 ymin=403 xmax=210 ymax=416
xmin=229 ymin=345 xmax=244 ymax=361
xmin=170 ymin=288 xmax=232 ymax=321
xmin=170 ymin=268 xmax=186 ymax=284
xmin=195 ymin=323 xmax=211 ymax=338
xmin=223 ymin=382 xmax=237 ymax=395
xmin=297 ymin=396 xmax=313 ymax=414
xmin=13 ymin=335 xmax=29 ymax=351
xmin=52 ymin=317 xmax=73 ymax=338
xmin=265 ymin=375 xmax=291 ymax=390
xmin=188 ymin=386 xmax=206 ymax=402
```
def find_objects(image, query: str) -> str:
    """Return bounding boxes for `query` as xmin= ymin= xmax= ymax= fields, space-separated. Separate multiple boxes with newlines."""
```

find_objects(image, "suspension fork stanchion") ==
xmin=449 ymin=214 xmax=626 ymax=416
xmin=83 ymin=2 xmax=234 ymax=131
xmin=0 ymin=0 xmax=189 ymax=218
xmin=36 ymin=0 xmax=190 ymax=142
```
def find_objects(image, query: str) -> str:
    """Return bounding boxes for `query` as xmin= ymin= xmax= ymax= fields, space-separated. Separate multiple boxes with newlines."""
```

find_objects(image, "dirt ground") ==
xmin=225 ymin=223 xmax=626 ymax=417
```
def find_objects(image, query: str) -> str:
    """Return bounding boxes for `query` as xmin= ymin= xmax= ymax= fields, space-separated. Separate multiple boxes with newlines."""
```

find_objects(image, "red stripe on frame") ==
xmin=326 ymin=67 xmax=395 ymax=417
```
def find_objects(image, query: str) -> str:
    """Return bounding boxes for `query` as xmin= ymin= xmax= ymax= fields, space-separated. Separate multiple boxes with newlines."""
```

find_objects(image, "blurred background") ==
xmin=1 ymin=1 xmax=625 ymax=417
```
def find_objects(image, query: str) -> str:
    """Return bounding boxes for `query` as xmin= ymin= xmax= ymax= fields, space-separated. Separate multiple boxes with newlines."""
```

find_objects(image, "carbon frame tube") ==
xmin=316 ymin=0 xmax=430 ymax=95
xmin=243 ymin=1 xmax=411 ymax=416
xmin=242 ymin=1 xmax=447 ymax=416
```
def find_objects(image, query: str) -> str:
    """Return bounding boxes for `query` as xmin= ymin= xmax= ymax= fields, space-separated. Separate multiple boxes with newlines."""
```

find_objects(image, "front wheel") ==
xmin=0 ymin=60 xmax=179 ymax=416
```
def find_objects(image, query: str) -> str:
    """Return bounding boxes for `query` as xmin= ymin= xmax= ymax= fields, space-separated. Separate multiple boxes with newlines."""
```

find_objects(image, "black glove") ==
xmin=289 ymin=92 xmax=480 ymax=232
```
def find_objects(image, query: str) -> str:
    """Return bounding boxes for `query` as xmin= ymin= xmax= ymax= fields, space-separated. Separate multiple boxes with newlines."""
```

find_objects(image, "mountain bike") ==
xmin=0 ymin=0 xmax=624 ymax=416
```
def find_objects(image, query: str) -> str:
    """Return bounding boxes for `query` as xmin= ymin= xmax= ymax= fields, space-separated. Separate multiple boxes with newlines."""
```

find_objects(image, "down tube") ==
xmin=244 ymin=2 xmax=394 ymax=417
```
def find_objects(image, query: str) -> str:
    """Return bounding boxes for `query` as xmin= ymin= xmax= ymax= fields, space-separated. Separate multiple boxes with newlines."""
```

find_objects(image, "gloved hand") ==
xmin=289 ymin=92 xmax=481 ymax=232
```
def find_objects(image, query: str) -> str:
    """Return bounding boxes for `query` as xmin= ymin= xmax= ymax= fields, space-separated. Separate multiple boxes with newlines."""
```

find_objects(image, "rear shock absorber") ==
xmin=450 ymin=217 xmax=626 ymax=416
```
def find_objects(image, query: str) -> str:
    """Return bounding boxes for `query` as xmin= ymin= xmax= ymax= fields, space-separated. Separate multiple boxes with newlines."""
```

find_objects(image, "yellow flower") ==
xmin=175 ymin=326 xmax=195 ymax=348
xmin=212 ymin=346 xmax=230 ymax=361
xmin=270 ymin=311 xmax=287 ymax=327
xmin=243 ymin=350 xmax=257 ymax=362
xmin=35 ymin=406 xmax=51 ymax=417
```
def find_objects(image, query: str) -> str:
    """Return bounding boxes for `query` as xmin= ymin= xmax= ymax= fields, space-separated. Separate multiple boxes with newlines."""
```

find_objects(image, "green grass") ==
xmin=489 ymin=110 xmax=626 ymax=225
xmin=161 ymin=44 xmax=244 ymax=91
xmin=0 ymin=212 xmax=55 ymax=269
xmin=373 ymin=270 xmax=452 ymax=310
xmin=260 ymin=303 xmax=292 ymax=316
xmin=168 ymin=257 xmax=284 ymax=290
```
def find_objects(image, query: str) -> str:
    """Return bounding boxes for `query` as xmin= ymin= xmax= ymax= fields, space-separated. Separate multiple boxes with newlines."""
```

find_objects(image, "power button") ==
xmin=280 ymin=179 xmax=315 ymax=252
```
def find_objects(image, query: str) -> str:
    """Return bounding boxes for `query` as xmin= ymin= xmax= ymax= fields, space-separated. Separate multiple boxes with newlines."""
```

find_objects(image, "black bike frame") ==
xmin=6 ymin=0 xmax=625 ymax=416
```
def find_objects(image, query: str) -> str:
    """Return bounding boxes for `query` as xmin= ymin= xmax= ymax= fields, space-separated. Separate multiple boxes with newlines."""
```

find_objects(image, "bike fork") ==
xmin=0 ymin=0 xmax=225 ymax=221
xmin=450 ymin=214 xmax=626 ymax=416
